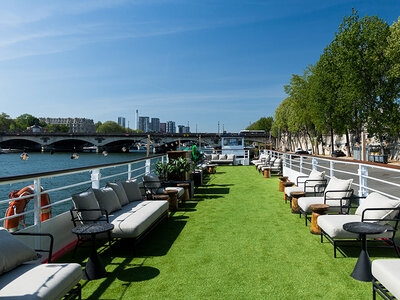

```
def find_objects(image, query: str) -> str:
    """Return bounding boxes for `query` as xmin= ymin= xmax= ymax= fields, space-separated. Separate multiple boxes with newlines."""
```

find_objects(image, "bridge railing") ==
xmin=264 ymin=150 xmax=400 ymax=201
xmin=0 ymin=154 xmax=167 ymax=232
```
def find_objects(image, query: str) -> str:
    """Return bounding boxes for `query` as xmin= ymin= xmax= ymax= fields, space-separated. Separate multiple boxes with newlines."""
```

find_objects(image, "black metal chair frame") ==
xmin=142 ymin=176 xmax=186 ymax=200
xmin=373 ymin=278 xmax=396 ymax=300
xmin=12 ymin=231 xmax=82 ymax=300
xmin=298 ymin=188 xmax=354 ymax=226
xmin=257 ymin=158 xmax=275 ymax=173
xmin=320 ymin=198 xmax=400 ymax=258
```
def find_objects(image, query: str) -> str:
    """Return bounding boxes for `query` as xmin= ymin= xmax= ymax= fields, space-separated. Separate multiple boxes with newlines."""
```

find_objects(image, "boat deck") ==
xmin=59 ymin=166 xmax=396 ymax=299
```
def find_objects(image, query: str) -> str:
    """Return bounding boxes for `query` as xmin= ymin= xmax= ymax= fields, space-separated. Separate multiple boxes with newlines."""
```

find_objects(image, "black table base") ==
xmin=351 ymin=237 xmax=372 ymax=282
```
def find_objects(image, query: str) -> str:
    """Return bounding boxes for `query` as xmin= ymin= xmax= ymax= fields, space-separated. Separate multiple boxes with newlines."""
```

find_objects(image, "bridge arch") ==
xmin=0 ymin=138 xmax=42 ymax=151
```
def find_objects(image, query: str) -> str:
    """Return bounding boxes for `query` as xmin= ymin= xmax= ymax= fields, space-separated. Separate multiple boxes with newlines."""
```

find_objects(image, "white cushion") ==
xmin=165 ymin=187 xmax=185 ymax=198
xmin=298 ymin=196 xmax=346 ymax=213
xmin=211 ymin=154 xmax=219 ymax=160
xmin=372 ymin=259 xmax=400 ymax=299
xmin=355 ymin=192 xmax=400 ymax=223
xmin=0 ymin=228 xmax=38 ymax=275
xmin=0 ymin=263 xmax=82 ymax=299
xmin=93 ymin=187 xmax=122 ymax=214
xmin=121 ymin=179 xmax=142 ymax=202
xmin=309 ymin=170 xmax=325 ymax=180
xmin=108 ymin=200 xmax=168 ymax=238
xmin=285 ymin=186 xmax=315 ymax=196
xmin=219 ymin=154 xmax=227 ymax=160
xmin=106 ymin=182 xmax=129 ymax=206
xmin=325 ymin=177 xmax=353 ymax=200
xmin=227 ymin=154 xmax=235 ymax=160
xmin=72 ymin=190 xmax=102 ymax=222
xmin=317 ymin=215 xmax=393 ymax=239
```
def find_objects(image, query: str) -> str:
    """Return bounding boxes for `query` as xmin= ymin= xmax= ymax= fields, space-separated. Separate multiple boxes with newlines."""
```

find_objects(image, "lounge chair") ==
xmin=142 ymin=174 xmax=184 ymax=200
xmin=297 ymin=177 xmax=354 ymax=225
xmin=317 ymin=192 xmax=400 ymax=258
xmin=257 ymin=157 xmax=276 ymax=173
xmin=284 ymin=170 xmax=326 ymax=202
xmin=0 ymin=228 xmax=82 ymax=299
xmin=372 ymin=259 xmax=400 ymax=299
xmin=262 ymin=158 xmax=282 ymax=174
xmin=252 ymin=154 xmax=269 ymax=165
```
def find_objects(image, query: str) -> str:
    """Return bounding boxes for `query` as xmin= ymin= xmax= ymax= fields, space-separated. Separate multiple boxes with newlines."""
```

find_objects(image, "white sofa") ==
xmin=210 ymin=154 xmax=235 ymax=165
xmin=0 ymin=228 xmax=82 ymax=299
xmin=72 ymin=178 xmax=169 ymax=243
xmin=372 ymin=259 xmax=400 ymax=299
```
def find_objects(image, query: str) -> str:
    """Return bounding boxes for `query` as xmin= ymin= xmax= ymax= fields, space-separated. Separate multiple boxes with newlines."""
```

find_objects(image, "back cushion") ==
xmin=307 ymin=170 xmax=325 ymax=187
xmin=72 ymin=190 xmax=102 ymax=222
xmin=121 ymin=179 xmax=142 ymax=202
xmin=219 ymin=154 xmax=227 ymax=160
xmin=93 ymin=187 xmax=122 ymax=214
xmin=0 ymin=228 xmax=38 ymax=275
xmin=274 ymin=158 xmax=281 ymax=167
xmin=211 ymin=154 xmax=219 ymax=160
xmin=324 ymin=177 xmax=353 ymax=204
xmin=106 ymin=182 xmax=129 ymax=206
xmin=227 ymin=154 xmax=235 ymax=160
xmin=355 ymin=192 xmax=400 ymax=223
xmin=143 ymin=175 xmax=161 ymax=189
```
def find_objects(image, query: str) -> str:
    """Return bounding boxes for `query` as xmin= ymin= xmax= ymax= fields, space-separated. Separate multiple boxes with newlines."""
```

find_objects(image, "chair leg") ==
xmin=392 ymin=238 xmax=400 ymax=258
xmin=334 ymin=242 xmax=337 ymax=258
xmin=321 ymin=232 xmax=323 ymax=243
xmin=372 ymin=284 xmax=376 ymax=300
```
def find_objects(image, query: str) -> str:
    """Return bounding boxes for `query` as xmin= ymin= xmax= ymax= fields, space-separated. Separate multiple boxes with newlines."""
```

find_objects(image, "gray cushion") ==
xmin=0 ymin=228 xmax=37 ymax=275
xmin=143 ymin=175 xmax=161 ymax=189
xmin=121 ymin=179 xmax=142 ymax=202
xmin=0 ymin=262 xmax=82 ymax=300
xmin=72 ymin=190 xmax=102 ymax=222
xmin=106 ymin=182 xmax=129 ymax=206
xmin=93 ymin=187 xmax=122 ymax=214
xmin=211 ymin=154 xmax=219 ymax=160
xmin=355 ymin=192 xmax=400 ymax=223
xmin=165 ymin=187 xmax=184 ymax=198
xmin=372 ymin=259 xmax=400 ymax=299
xmin=317 ymin=214 xmax=394 ymax=239
xmin=108 ymin=200 xmax=168 ymax=238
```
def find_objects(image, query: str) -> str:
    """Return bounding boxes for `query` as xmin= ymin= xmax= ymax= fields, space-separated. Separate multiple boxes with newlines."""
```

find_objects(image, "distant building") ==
xmin=151 ymin=118 xmax=160 ymax=132
xmin=185 ymin=126 xmax=190 ymax=133
xmin=160 ymin=122 xmax=166 ymax=133
xmin=166 ymin=121 xmax=176 ymax=133
xmin=39 ymin=117 xmax=96 ymax=133
xmin=138 ymin=116 xmax=150 ymax=132
xmin=117 ymin=117 xmax=126 ymax=128
xmin=178 ymin=125 xmax=190 ymax=133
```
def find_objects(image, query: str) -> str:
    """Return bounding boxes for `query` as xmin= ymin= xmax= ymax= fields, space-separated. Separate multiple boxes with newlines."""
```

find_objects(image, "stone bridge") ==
xmin=0 ymin=132 xmax=270 ymax=152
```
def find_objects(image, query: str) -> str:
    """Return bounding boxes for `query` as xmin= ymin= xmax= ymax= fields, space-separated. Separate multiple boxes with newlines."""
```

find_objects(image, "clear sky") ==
xmin=0 ymin=0 xmax=399 ymax=133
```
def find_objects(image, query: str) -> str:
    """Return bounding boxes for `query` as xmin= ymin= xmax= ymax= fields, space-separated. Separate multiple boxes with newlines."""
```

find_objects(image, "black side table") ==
xmin=72 ymin=223 xmax=114 ymax=280
xmin=343 ymin=222 xmax=387 ymax=282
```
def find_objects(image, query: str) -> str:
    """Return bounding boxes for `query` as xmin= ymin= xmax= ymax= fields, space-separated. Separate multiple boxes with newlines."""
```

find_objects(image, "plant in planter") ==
xmin=169 ymin=157 xmax=191 ymax=181
xmin=154 ymin=161 xmax=173 ymax=182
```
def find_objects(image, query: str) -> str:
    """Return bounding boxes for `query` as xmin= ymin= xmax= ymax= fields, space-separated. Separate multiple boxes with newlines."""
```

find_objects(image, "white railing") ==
xmin=0 ymin=154 xmax=167 ymax=232
xmin=264 ymin=150 xmax=400 ymax=201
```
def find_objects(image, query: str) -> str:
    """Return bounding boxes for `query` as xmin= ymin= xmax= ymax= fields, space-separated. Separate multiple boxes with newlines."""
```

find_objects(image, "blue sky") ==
xmin=0 ymin=0 xmax=399 ymax=133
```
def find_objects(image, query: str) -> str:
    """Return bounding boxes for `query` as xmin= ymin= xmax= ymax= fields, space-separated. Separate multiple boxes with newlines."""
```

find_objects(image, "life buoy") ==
xmin=4 ymin=185 xmax=51 ymax=232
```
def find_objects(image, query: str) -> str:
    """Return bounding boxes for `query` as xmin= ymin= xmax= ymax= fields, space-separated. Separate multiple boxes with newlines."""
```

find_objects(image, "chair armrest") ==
xmin=12 ymin=232 xmax=54 ymax=263
xmin=70 ymin=208 xmax=109 ymax=226
xmin=313 ymin=183 xmax=327 ymax=194
xmin=361 ymin=207 xmax=400 ymax=223
xmin=323 ymin=189 xmax=354 ymax=211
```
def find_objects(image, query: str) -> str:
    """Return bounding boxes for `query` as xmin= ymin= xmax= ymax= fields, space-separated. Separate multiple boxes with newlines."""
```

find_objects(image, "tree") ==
xmin=15 ymin=114 xmax=39 ymax=131
xmin=246 ymin=117 xmax=274 ymax=132
xmin=96 ymin=121 xmax=126 ymax=133
xmin=0 ymin=113 xmax=12 ymax=132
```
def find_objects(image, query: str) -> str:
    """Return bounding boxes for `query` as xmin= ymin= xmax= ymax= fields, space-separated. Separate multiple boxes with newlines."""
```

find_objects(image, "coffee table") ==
xmin=343 ymin=222 xmax=387 ymax=282
xmin=72 ymin=223 xmax=114 ymax=280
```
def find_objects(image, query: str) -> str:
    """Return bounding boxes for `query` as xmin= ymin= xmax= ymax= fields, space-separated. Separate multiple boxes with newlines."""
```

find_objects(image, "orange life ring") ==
xmin=4 ymin=185 xmax=51 ymax=232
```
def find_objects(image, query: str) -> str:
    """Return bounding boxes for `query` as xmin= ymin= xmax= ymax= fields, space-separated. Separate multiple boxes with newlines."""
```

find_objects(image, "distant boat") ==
xmin=82 ymin=146 xmax=97 ymax=153
xmin=129 ymin=144 xmax=154 ymax=153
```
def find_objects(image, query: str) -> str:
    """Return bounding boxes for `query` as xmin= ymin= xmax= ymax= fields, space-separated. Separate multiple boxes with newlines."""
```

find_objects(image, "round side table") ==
xmin=279 ymin=176 xmax=288 ymax=192
xmin=310 ymin=204 xmax=329 ymax=235
xmin=283 ymin=181 xmax=295 ymax=202
xmin=177 ymin=182 xmax=190 ymax=202
xmin=290 ymin=191 xmax=305 ymax=214
xmin=343 ymin=222 xmax=387 ymax=282
xmin=164 ymin=189 xmax=179 ymax=212
xmin=263 ymin=167 xmax=271 ymax=178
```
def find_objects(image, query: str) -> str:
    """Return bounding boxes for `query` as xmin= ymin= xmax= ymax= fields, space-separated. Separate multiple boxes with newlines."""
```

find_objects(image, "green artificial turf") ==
xmin=61 ymin=166 xmax=397 ymax=299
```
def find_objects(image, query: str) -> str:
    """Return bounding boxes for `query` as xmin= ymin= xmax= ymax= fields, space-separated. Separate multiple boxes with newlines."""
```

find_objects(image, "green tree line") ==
xmin=249 ymin=10 xmax=400 ymax=155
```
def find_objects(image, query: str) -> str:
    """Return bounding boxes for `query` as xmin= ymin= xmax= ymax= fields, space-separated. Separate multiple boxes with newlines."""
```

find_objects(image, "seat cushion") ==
xmin=317 ymin=215 xmax=393 ymax=239
xmin=285 ymin=186 xmax=315 ymax=197
xmin=106 ymin=182 xmax=129 ymax=206
xmin=0 ymin=228 xmax=38 ymax=275
xmin=165 ymin=187 xmax=184 ymax=198
xmin=121 ymin=179 xmax=142 ymax=202
xmin=355 ymin=192 xmax=400 ymax=223
xmin=72 ymin=190 xmax=102 ymax=222
xmin=93 ymin=187 xmax=122 ymax=214
xmin=372 ymin=259 xmax=400 ymax=299
xmin=0 ymin=263 xmax=82 ymax=300
xmin=108 ymin=200 xmax=168 ymax=238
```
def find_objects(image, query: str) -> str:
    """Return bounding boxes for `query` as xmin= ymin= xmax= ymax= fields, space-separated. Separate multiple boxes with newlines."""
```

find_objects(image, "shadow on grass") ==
xmin=333 ymin=241 xmax=399 ymax=259
xmin=195 ymin=187 xmax=230 ymax=195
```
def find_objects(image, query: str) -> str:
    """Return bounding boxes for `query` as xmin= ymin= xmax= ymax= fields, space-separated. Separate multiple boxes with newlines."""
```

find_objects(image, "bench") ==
xmin=210 ymin=154 xmax=235 ymax=165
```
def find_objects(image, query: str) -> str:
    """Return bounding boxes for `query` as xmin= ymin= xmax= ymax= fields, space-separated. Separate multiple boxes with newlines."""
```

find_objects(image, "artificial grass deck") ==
xmin=61 ymin=166 xmax=397 ymax=299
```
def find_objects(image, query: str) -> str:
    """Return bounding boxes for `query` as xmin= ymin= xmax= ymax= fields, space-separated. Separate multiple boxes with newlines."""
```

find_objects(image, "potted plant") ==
xmin=154 ymin=161 xmax=173 ymax=182
xmin=169 ymin=157 xmax=191 ymax=181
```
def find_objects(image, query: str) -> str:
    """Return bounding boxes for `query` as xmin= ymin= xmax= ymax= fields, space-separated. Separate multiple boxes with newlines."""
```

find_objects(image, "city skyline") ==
xmin=0 ymin=1 xmax=399 ymax=132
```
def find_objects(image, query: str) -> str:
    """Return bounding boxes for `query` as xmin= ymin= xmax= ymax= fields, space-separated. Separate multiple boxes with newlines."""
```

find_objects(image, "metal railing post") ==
xmin=300 ymin=156 xmax=303 ymax=173
xmin=283 ymin=153 xmax=287 ymax=168
xmin=145 ymin=159 xmax=151 ymax=175
xmin=127 ymin=164 xmax=132 ymax=180
xmin=359 ymin=165 xmax=368 ymax=197
xmin=312 ymin=157 xmax=318 ymax=171
xmin=330 ymin=161 xmax=334 ymax=178
xmin=91 ymin=169 xmax=101 ymax=189
xmin=33 ymin=178 xmax=41 ymax=248
xmin=289 ymin=154 xmax=292 ymax=169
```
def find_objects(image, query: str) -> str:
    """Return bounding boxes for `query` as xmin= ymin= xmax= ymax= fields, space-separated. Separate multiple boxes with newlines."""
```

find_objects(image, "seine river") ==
xmin=0 ymin=152 xmax=150 ymax=228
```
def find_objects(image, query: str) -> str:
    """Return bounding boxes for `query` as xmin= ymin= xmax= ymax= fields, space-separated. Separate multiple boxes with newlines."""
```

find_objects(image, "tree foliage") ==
xmin=246 ymin=117 xmax=273 ymax=132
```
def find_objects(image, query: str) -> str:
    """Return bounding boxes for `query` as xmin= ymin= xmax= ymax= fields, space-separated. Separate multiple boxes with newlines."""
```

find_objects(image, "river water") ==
xmin=0 ymin=152 xmax=151 ymax=229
